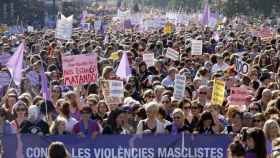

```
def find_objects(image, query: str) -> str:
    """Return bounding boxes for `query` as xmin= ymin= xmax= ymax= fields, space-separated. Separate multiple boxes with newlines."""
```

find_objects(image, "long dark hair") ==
xmin=253 ymin=86 xmax=266 ymax=101
xmin=246 ymin=127 xmax=267 ymax=158
xmin=196 ymin=111 xmax=215 ymax=132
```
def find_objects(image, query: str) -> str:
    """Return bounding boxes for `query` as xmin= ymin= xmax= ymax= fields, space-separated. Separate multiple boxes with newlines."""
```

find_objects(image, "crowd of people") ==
xmin=0 ymin=8 xmax=280 ymax=158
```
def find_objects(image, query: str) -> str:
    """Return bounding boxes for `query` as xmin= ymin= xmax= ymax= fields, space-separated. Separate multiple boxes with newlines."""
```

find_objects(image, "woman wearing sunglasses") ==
xmin=165 ymin=108 xmax=192 ymax=134
xmin=10 ymin=101 xmax=28 ymax=133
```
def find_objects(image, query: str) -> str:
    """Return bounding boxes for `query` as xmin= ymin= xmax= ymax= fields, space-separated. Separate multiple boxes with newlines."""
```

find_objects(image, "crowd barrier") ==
xmin=2 ymin=134 xmax=232 ymax=158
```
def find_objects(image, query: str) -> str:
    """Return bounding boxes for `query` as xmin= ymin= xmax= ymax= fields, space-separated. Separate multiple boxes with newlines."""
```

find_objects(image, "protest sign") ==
xmin=163 ymin=22 xmax=173 ymax=34
xmin=211 ymin=79 xmax=225 ymax=105
xmin=143 ymin=53 xmax=154 ymax=67
xmin=55 ymin=14 xmax=73 ymax=40
xmin=109 ymin=80 xmax=124 ymax=98
xmin=257 ymin=27 xmax=273 ymax=41
xmin=235 ymin=58 xmax=249 ymax=75
xmin=62 ymin=53 xmax=98 ymax=86
xmin=191 ymin=40 xmax=203 ymax=55
xmin=229 ymin=87 xmax=249 ymax=106
xmin=3 ymin=134 xmax=232 ymax=158
xmin=81 ymin=23 xmax=91 ymax=30
xmin=173 ymin=75 xmax=186 ymax=100
xmin=166 ymin=48 xmax=179 ymax=61
xmin=0 ymin=72 xmax=11 ymax=87
xmin=100 ymin=80 xmax=122 ymax=105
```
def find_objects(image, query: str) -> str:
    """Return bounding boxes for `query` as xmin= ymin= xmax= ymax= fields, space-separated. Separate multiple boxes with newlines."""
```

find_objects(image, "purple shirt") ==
xmin=71 ymin=111 xmax=81 ymax=120
xmin=245 ymin=151 xmax=257 ymax=158
xmin=73 ymin=119 xmax=100 ymax=135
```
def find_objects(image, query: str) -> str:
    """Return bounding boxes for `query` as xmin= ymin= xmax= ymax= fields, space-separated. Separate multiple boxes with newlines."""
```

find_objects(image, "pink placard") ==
xmin=62 ymin=53 xmax=98 ymax=86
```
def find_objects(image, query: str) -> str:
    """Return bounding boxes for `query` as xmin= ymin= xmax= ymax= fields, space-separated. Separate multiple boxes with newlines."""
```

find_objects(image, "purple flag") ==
xmin=6 ymin=42 xmax=24 ymax=86
xmin=202 ymin=0 xmax=210 ymax=26
xmin=80 ymin=10 xmax=87 ymax=24
xmin=40 ymin=65 xmax=50 ymax=101
xmin=116 ymin=52 xmax=131 ymax=80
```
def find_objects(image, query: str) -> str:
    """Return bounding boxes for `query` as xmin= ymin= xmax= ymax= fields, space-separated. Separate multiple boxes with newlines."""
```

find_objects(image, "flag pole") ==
xmin=41 ymin=62 xmax=48 ymax=121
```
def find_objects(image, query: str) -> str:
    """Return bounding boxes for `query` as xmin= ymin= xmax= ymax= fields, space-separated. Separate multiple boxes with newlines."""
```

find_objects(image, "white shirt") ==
xmin=211 ymin=63 xmax=229 ymax=74
xmin=57 ymin=115 xmax=78 ymax=133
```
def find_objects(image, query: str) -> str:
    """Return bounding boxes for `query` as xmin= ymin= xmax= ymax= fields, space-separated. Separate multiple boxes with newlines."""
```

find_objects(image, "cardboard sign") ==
xmin=143 ymin=53 xmax=154 ymax=67
xmin=211 ymin=79 xmax=225 ymax=106
xmin=109 ymin=80 xmax=124 ymax=98
xmin=164 ymin=22 xmax=173 ymax=34
xmin=166 ymin=48 xmax=179 ymax=61
xmin=55 ymin=14 xmax=73 ymax=40
xmin=100 ymin=80 xmax=122 ymax=105
xmin=173 ymin=75 xmax=186 ymax=100
xmin=191 ymin=40 xmax=203 ymax=55
xmin=229 ymin=87 xmax=249 ymax=106
xmin=235 ymin=58 xmax=249 ymax=75
xmin=257 ymin=27 xmax=273 ymax=41
xmin=62 ymin=53 xmax=98 ymax=86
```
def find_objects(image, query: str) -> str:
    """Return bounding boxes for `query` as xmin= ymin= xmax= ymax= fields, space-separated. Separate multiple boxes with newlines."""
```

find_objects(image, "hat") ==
xmin=80 ymin=106 xmax=92 ymax=113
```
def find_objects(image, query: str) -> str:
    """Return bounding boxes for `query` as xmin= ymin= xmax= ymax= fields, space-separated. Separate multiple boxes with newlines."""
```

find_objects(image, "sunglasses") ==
xmin=162 ymin=100 xmax=170 ymax=103
xmin=192 ymin=106 xmax=199 ymax=109
xmin=146 ymin=95 xmax=154 ymax=98
xmin=253 ymin=119 xmax=262 ymax=123
xmin=183 ymin=106 xmax=190 ymax=110
xmin=199 ymin=92 xmax=207 ymax=95
xmin=17 ymin=108 xmax=27 ymax=112
xmin=173 ymin=116 xmax=181 ymax=119
xmin=81 ymin=111 xmax=91 ymax=114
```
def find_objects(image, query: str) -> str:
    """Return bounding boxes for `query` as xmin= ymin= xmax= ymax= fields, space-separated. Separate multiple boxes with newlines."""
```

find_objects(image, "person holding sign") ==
xmin=211 ymin=55 xmax=229 ymax=74
xmin=161 ymin=67 xmax=177 ymax=88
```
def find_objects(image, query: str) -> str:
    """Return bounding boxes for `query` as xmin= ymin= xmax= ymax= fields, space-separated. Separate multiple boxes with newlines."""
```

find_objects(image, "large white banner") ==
xmin=55 ymin=14 xmax=73 ymax=40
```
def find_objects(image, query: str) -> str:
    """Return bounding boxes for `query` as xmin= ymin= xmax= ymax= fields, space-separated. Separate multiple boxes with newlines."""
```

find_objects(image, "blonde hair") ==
xmin=50 ymin=118 xmax=67 ymax=135
xmin=264 ymin=119 xmax=280 ymax=140
xmin=172 ymin=108 xmax=185 ymax=117
xmin=145 ymin=102 xmax=159 ymax=113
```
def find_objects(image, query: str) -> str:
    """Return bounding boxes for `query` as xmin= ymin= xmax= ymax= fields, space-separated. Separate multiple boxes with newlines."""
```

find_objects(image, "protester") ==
xmin=48 ymin=141 xmax=70 ymax=158
xmin=73 ymin=106 xmax=101 ymax=139
xmin=10 ymin=101 xmax=28 ymax=132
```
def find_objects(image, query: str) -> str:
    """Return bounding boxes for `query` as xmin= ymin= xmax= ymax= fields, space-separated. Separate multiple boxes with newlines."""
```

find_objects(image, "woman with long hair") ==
xmin=51 ymin=85 xmax=62 ymax=106
xmin=195 ymin=111 xmax=219 ymax=134
xmin=50 ymin=118 xmax=70 ymax=135
xmin=245 ymin=127 xmax=267 ymax=158
xmin=64 ymin=91 xmax=80 ymax=120
xmin=10 ymin=101 xmax=28 ymax=132
xmin=136 ymin=102 xmax=165 ymax=134
xmin=48 ymin=141 xmax=70 ymax=158
xmin=2 ymin=93 xmax=17 ymax=121
xmin=57 ymin=101 xmax=78 ymax=133
xmin=263 ymin=119 xmax=280 ymax=157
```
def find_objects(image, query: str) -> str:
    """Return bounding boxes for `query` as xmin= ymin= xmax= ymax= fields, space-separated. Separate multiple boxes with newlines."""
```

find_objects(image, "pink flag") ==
xmin=116 ymin=52 xmax=131 ymax=80
xmin=6 ymin=42 xmax=24 ymax=86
